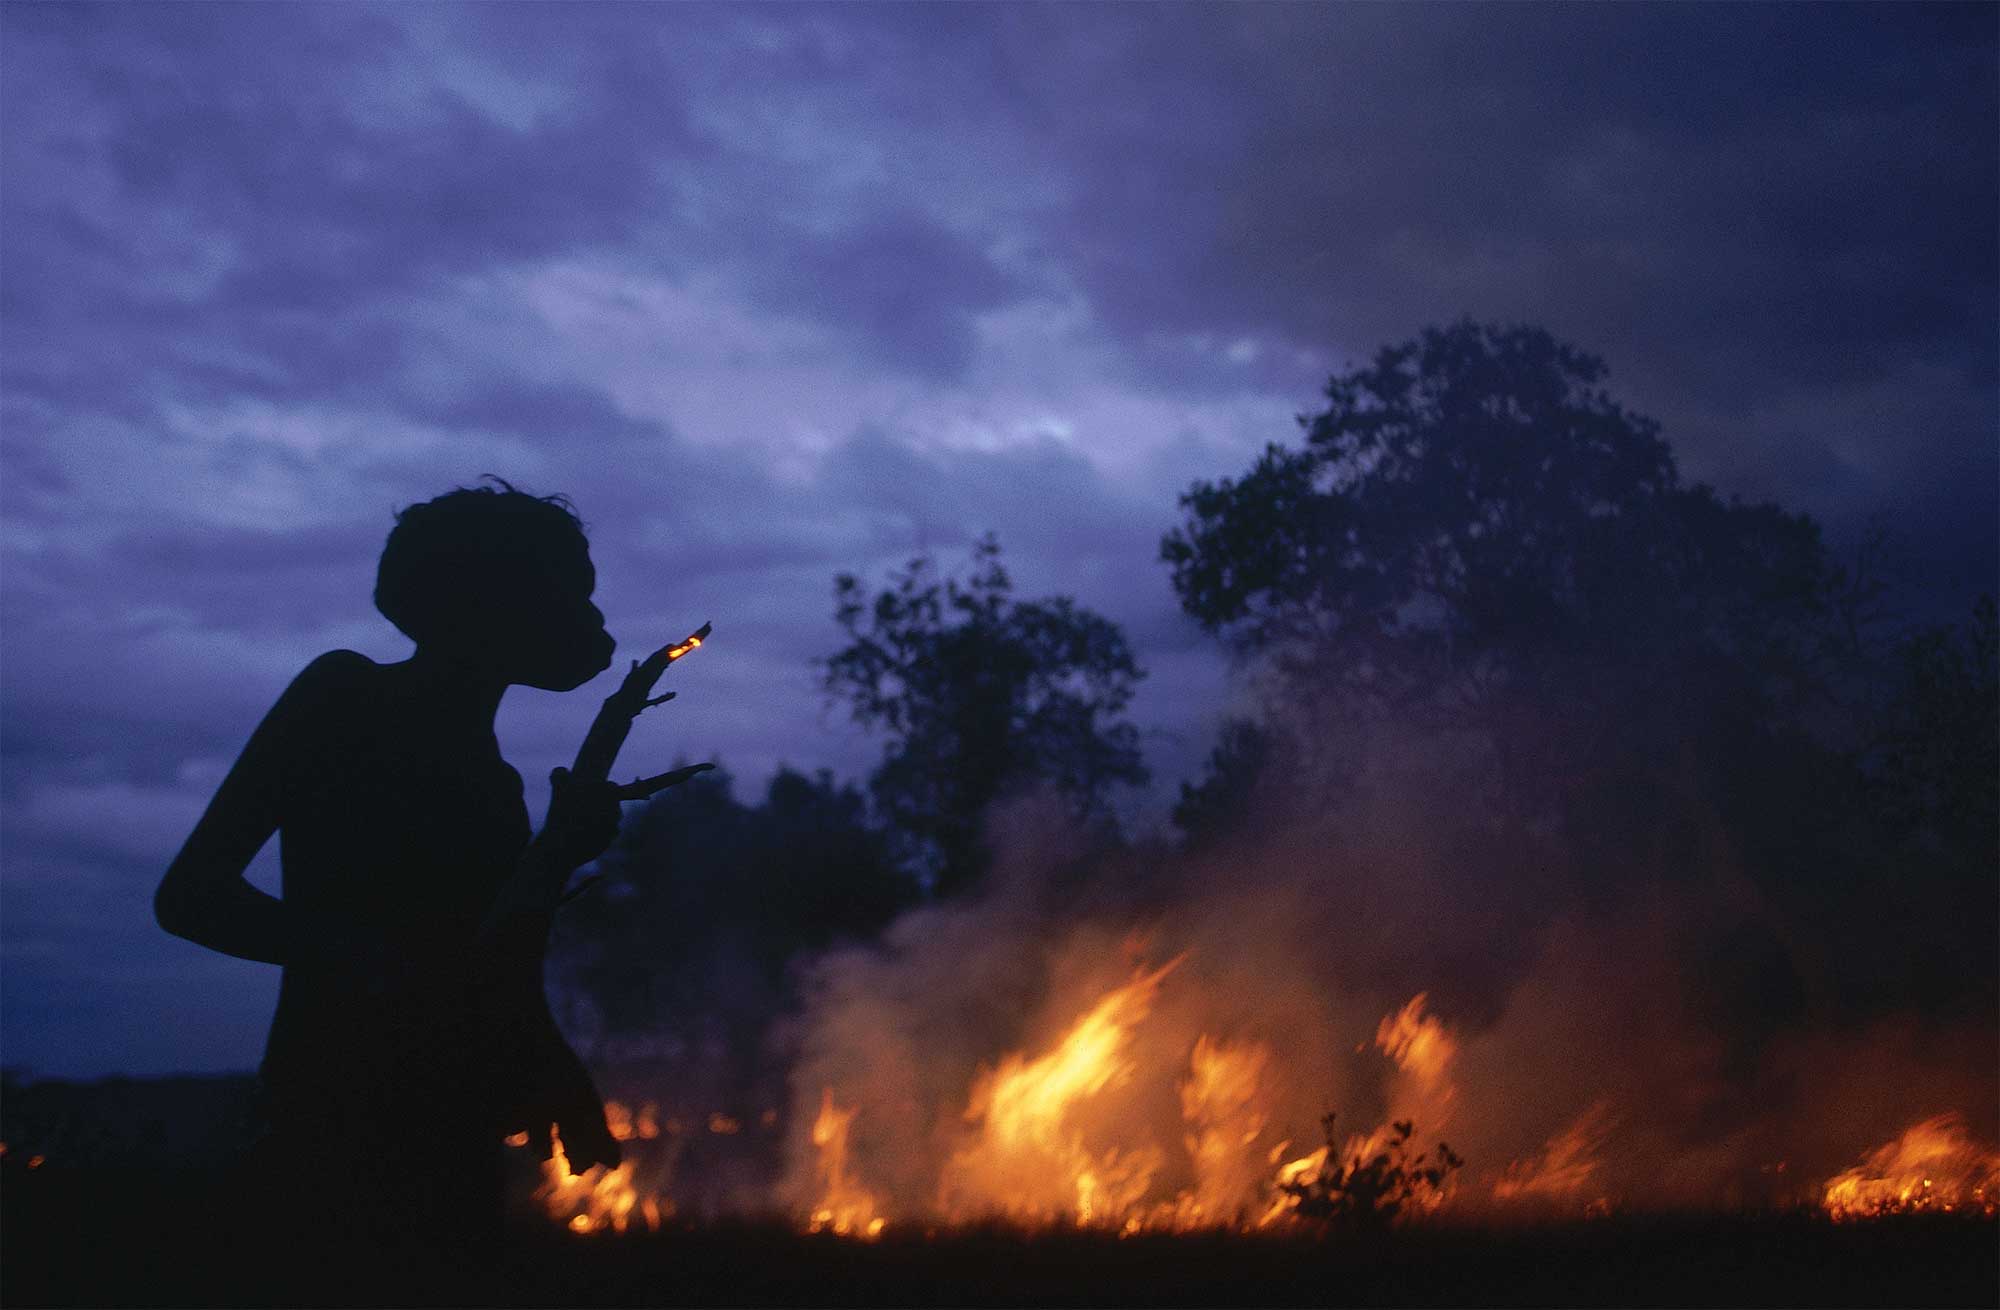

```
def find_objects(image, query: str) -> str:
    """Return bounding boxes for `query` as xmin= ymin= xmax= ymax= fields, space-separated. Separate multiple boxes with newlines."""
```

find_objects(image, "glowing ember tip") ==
xmin=660 ymin=621 xmax=713 ymax=663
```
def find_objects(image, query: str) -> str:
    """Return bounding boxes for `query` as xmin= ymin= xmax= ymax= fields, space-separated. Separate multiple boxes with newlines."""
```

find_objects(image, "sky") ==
xmin=2 ymin=3 xmax=1993 ymax=1078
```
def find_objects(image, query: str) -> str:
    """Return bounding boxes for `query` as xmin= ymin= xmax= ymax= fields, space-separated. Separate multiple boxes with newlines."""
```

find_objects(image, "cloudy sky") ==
xmin=2 ymin=3 xmax=1993 ymax=1077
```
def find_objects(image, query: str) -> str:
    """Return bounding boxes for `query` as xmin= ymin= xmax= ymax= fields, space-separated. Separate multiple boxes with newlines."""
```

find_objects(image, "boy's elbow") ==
xmin=154 ymin=871 xmax=202 ymax=941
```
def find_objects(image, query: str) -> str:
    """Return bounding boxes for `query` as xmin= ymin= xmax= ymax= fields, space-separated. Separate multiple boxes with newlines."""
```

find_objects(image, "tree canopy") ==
xmin=1162 ymin=322 xmax=1863 ymax=822
xmin=1164 ymin=322 xmax=1845 ymax=702
xmin=1160 ymin=320 xmax=1994 ymax=1023
xmin=553 ymin=764 xmax=914 ymax=1100
xmin=824 ymin=534 xmax=1148 ymax=895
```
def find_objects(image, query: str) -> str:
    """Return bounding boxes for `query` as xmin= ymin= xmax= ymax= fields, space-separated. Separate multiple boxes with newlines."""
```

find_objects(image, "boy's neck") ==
xmin=400 ymin=646 xmax=508 ymax=739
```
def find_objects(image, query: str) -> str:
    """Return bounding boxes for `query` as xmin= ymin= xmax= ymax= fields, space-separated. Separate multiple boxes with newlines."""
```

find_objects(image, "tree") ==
xmin=1170 ymin=718 xmax=1275 ymax=849
xmin=1158 ymin=321 xmax=1998 ymax=1026
xmin=552 ymin=765 xmax=915 ymax=1097
xmin=1161 ymin=321 xmax=1859 ymax=827
xmin=1870 ymin=595 xmax=1999 ymax=853
xmin=824 ymin=534 xmax=1148 ymax=896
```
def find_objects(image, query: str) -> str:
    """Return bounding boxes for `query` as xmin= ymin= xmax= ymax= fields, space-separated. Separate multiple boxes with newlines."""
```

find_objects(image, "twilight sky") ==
xmin=2 ymin=3 xmax=1993 ymax=1077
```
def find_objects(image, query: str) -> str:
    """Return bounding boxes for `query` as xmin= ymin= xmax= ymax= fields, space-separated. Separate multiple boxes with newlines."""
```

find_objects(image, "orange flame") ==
xmin=943 ymin=958 xmax=1182 ymax=1227
xmin=1375 ymin=992 xmax=1456 ymax=1089
xmin=807 ymin=1088 xmax=885 ymax=1238
xmin=510 ymin=947 xmax=1997 ymax=1237
xmin=1820 ymin=1114 xmax=2000 ymax=1220
xmin=1493 ymin=1102 xmax=1615 ymax=1206
xmin=1179 ymin=1036 xmax=1274 ymax=1225
xmin=530 ymin=1122 xmax=670 ymax=1235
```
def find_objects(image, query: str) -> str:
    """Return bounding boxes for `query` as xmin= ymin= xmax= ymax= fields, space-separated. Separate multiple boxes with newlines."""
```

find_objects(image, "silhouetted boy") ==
xmin=157 ymin=482 xmax=640 ymax=1259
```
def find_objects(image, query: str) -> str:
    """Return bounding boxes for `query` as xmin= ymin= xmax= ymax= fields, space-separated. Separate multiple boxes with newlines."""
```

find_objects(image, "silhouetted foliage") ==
xmin=558 ymin=766 xmax=916 ymax=1059
xmin=1161 ymin=322 xmax=1869 ymax=824
xmin=1170 ymin=718 xmax=1276 ymax=848
xmin=1162 ymin=323 xmax=1856 ymax=762
xmin=1870 ymin=596 xmax=1999 ymax=853
xmin=1279 ymin=1115 xmax=1464 ymax=1232
xmin=1161 ymin=321 xmax=1993 ymax=1025
xmin=824 ymin=535 xmax=1148 ymax=896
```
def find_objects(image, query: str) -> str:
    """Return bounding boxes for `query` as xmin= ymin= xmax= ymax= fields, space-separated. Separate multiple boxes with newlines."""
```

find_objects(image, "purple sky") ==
xmin=2 ymin=3 xmax=1993 ymax=1078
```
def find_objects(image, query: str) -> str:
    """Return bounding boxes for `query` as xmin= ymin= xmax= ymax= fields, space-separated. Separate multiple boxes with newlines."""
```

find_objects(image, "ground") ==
xmin=3 ymin=1164 xmax=1995 ymax=1308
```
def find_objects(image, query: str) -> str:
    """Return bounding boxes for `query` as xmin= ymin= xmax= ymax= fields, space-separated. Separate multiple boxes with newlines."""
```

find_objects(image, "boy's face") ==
xmin=480 ymin=535 xmax=616 ymax=691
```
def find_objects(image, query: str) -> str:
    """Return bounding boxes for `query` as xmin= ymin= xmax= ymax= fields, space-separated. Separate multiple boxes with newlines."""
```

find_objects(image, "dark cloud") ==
xmin=737 ymin=211 xmax=1027 ymax=380
xmin=990 ymin=5 xmax=1997 ymax=588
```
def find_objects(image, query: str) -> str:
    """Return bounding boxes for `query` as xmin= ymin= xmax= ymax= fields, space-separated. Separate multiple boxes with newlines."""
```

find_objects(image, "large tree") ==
xmin=1159 ymin=321 xmax=1995 ymax=1024
xmin=825 ymin=535 xmax=1148 ymax=896
xmin=1162 ymin=321 xmax=1858 ymax=825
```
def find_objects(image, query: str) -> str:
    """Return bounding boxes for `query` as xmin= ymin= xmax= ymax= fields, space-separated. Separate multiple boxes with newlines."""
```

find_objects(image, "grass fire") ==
xmin=514 ymin=951 xmax=1998 ymax=1239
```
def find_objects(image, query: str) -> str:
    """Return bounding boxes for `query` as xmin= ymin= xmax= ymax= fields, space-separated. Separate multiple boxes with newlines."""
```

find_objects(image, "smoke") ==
xmin=767 ymin=698 xmax=1999 ymax=1225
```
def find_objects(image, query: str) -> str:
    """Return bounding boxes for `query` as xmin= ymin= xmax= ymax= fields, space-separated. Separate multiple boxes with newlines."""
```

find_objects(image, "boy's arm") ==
xmin=154 ymin=651 xmax=366 ymax=966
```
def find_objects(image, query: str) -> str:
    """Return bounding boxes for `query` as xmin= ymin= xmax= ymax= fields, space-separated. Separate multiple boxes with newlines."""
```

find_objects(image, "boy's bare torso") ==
xmin=261 ymin=651 xmax=534 ymax=1129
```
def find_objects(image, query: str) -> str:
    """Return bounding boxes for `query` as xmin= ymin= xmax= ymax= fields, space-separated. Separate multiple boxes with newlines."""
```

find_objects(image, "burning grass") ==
xmin=5 ymin=1161 xmax=1996 ymax=1309
xmin=522 ymin=956 xmax=1998 ymax=1239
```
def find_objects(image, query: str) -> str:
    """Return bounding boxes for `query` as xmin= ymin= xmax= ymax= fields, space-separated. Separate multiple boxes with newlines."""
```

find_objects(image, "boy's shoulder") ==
xmin=301 ymin=648 xmax=378 ymax=680
xmin=287 ymin=649 xmax=381 ymax=703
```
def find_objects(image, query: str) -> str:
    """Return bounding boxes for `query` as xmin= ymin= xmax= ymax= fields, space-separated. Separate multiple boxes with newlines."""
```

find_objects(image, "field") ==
xmin=4 ymin=1164 xmax=1994 ymax=1308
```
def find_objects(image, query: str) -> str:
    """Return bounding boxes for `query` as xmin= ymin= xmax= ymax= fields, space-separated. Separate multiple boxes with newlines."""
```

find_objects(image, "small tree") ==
xmin=824 ymin=534 xmax=1149 ymax=896
xmin=554 ymin=766 xmax=915 ymax=1065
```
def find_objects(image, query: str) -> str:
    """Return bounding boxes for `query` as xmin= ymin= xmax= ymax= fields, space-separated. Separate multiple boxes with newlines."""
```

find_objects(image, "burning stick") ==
xmin=480 ymin=622 xmax=713 ymax=932
xmin=555 ymin=622 xmax=712 ymax=904
xmin=571 ymin=621 xmax=712 ymax=794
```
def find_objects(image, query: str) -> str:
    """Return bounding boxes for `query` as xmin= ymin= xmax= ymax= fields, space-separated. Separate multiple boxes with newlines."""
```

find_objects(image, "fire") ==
xmin=1179 ymin=1037 xmax=1275 ymax=1225
xmin=509 ymin=944 xmax=1997 ymax=1238
xmin=1254 ymin=994 xmax=1464 ymax=1227
xmin=1820 ymin=1114 xmax=2000 ymax=1220
xmin=1375 ymin=992 xmax=1455 ymax=1089
xmin=607 ymin=1099 xmax=662 ymax=1141
xmin=1492 ymin=1102 xmax=1614 ymax=1206
xmin=942 ymin=958 xmax=1181 ymax=1227
xmin=529 ymin=1116 xmax=670 ymax=1235
xmin=807 ymin=1088 xmax=885 ymax=1238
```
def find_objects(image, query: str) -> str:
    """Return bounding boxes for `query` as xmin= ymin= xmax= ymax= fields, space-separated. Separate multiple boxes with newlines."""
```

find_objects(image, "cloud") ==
xmin=998 ymin=5 xmax=1997 ymax=565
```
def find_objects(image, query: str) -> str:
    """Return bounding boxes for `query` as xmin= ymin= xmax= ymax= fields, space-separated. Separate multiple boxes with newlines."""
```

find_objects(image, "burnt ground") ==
xmin=3 ymin=1164 xmax=1994 ymax=1308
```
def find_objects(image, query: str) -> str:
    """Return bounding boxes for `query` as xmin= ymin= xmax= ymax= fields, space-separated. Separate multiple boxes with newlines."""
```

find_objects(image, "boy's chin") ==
xmin=519 ymin=666 xmax=601 ymax=692
xmin=516 ymin=635 xmax=616 ymax=691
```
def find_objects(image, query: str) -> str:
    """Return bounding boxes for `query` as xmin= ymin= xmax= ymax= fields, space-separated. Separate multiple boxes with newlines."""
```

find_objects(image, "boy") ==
xmin=157 ymin=481 xmax=672 ymax=1251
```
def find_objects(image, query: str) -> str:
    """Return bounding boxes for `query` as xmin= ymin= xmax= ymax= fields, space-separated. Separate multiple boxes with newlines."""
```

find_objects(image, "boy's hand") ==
xmin=534 ymin=766 xmax=623 ymax=871
xmin=554 ymin=1109 xmax=622 ymax=1174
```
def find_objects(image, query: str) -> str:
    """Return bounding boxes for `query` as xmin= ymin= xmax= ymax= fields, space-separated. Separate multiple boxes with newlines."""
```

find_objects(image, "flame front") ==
xmin=526 ymin=1102 xmax=671 ymax=1235
xmin=1820 ymin=1114 xmax=2000 ymax=1220
xmin=1492 ymin=1102 xmax=1614 ymax=1207
xmin=1179 ymin=1036 xmax=1274 ymax=1225
xmin=941 ymin=958 xmax=1180 ymax=1227
xmin=511 ymin=951 xmax=1998 ymax=1238
xmin=808 ymin=1088 xmax=885 ymax=1238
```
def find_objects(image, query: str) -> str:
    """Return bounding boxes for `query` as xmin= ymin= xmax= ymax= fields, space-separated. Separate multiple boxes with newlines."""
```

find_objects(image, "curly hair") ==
xmin=374 ymin=477 xmax=589 ymax=645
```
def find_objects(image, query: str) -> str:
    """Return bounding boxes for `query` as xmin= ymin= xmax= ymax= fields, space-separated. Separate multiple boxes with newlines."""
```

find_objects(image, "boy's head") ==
xmin=375 ymin=479 xmax=616 ymax=690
